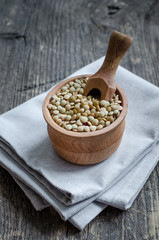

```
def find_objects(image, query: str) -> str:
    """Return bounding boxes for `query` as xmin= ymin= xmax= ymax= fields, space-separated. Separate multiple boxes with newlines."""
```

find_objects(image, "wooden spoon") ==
xmin=84 ymin=30 xmax=133 ymax=100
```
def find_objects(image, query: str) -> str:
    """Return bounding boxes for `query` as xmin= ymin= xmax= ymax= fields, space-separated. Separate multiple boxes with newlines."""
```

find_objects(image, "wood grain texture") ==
xmin=84 ymin=31 xmax=133 ymax=100
xmin=43 ymin=75 xmax=127 ymax=165
xmin=0 ymin=0 xmax=159 ymax=239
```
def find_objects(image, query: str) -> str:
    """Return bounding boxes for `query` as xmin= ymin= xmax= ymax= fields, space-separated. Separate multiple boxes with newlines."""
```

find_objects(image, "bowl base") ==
xmin=52 ymin=138 xmax=122 ymax=165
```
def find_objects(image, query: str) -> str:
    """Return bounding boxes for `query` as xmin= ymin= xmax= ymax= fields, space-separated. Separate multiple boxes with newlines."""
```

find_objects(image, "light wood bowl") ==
xmin=42 ymin=74 xmax=128 ymax=165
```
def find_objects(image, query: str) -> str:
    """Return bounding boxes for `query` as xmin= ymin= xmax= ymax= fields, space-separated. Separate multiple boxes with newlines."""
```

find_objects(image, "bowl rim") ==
xmin=42 ymin=74 xmax=128 ymax=138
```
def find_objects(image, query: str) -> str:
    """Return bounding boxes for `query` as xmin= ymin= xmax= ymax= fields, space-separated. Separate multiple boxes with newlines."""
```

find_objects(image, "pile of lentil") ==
xmin=47 ymin=77 xmax=123 ymax=132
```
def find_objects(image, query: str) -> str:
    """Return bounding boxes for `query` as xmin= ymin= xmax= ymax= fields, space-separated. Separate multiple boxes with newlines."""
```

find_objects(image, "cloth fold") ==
xmin=0 ymin=57 xmax=159 ymax=230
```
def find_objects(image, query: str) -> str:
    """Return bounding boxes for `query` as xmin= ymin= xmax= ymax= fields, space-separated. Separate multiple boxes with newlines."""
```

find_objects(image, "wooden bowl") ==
xmin=42 ymin=74 xmax=128 ymax=165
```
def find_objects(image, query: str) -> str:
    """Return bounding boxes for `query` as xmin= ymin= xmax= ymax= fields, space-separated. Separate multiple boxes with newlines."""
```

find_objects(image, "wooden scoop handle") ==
xmin=98 ymin=30 xmax=133 ymax=75
xmin=84 ymin=31 xmax=133 ymax=100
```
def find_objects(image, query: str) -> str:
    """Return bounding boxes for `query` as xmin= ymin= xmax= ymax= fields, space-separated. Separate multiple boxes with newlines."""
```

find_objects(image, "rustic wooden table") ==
xmin=0 ymin=0 xmax=159 ymax=239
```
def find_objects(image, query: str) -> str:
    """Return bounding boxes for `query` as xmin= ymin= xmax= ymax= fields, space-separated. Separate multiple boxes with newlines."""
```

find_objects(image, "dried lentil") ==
xmin=48 ymin=77 xmax=123 ymax=132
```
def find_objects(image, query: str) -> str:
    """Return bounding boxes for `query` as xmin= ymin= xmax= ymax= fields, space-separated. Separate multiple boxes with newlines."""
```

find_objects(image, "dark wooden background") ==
xmin=0 ymin=0 xmax=159 ymax=239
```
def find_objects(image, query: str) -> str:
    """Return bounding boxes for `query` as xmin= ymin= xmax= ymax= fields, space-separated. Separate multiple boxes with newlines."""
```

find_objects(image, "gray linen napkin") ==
xmin=0 ymin=57 xmax=159 ymax=230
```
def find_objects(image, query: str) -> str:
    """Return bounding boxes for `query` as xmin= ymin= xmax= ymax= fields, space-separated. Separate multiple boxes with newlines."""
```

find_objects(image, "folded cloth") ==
xmin=0 ymin=57 xmax=159 ymax=230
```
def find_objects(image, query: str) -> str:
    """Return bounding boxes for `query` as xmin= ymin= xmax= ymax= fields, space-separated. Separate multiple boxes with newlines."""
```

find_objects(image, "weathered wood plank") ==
xmin=0 ymin=0 xmax=159 ymax=239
